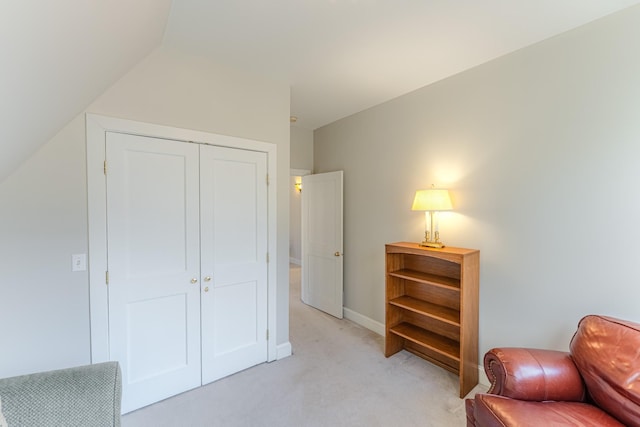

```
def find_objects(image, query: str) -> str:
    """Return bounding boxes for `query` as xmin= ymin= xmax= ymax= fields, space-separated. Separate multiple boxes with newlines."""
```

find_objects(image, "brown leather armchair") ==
xmin=466 ymin=315 xmax=640 ymax=427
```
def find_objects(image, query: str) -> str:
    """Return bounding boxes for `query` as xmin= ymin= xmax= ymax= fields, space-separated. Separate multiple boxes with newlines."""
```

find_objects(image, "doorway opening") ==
xmin=289 ymin=169 xmax=310 ymax=266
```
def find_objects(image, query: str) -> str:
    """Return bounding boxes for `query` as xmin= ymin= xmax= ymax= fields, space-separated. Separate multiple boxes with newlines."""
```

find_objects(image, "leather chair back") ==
xmin=570 ymin=315 xmax=640 ymax=427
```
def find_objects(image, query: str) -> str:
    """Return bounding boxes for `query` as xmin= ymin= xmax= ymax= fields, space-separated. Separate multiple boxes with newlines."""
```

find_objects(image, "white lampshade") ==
xmin=411 ymin=189 xmax=453 ymax=211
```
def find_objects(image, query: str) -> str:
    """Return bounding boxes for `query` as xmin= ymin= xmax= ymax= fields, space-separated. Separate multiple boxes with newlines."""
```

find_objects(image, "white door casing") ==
xmin=86 ymin=114 xmax=279 ymax=413
xmin=106 ymin=133 xmax=202 ymax=412
xmin=200 ymin=145 xmax=268 ymax=384
xmin=301 ymin=171 xmax=344 ymax=318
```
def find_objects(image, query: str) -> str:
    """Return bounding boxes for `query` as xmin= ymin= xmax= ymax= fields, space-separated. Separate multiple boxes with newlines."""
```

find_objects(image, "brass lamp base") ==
xmin=419 ymin=241 xmax=445 ymax=249
xmin=419 ymin=230 xmax=445 ymax=248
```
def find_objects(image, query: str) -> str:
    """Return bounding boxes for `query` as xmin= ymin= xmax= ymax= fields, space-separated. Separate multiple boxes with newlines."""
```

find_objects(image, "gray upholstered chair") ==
xmin=0 ymin=361 xmax=121 ymax=427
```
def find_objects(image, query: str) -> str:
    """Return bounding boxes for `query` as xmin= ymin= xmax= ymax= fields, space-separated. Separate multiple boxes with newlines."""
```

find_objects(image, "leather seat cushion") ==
xmin=474 ymin=394 xmax=625 ymax=427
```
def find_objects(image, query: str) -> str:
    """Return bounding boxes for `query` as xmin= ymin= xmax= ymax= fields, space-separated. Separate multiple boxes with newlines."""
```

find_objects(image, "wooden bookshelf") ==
xmin=385 ymin=242 xmax=479 ymax=398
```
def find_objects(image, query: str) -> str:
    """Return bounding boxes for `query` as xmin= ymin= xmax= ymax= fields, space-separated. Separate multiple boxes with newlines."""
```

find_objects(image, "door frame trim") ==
xmin=86 ymin=113 xmax=278 ymax=364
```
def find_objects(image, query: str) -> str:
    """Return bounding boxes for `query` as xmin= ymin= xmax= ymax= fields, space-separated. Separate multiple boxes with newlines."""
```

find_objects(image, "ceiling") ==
xmin=3 ymin=1 xmax=640 ymax=182
xmin=0 ymin=0 xmax=172 ymax=182
xmin=163 ymin=0 xmax=640 ymax=130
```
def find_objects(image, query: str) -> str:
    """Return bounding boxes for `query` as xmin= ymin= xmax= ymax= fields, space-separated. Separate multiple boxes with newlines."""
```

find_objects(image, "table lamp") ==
xmin=411 ymin=186 xmax=453 ymax=248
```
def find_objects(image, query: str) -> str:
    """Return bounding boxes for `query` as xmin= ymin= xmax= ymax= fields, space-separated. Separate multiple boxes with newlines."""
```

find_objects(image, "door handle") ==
xmin=334 ymin=251 xmax=341 ymax=257
xmin=204 ymin=276 xmax=212 ymax=282
xmin=191 ymin=278 xmax=198 ymax=284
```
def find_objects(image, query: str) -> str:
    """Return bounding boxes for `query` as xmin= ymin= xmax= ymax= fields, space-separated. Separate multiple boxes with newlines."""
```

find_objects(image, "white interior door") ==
xmin=301 ymin=171 xmax=344 ymax=318
xmin=200 ymin=145 xmax=269 ymax=384
xmin=106 ymin=132 xmax=201 ymax=413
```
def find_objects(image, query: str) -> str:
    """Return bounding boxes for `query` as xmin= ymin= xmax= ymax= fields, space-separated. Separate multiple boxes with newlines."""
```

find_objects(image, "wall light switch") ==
xmin=72 ymin=254 xmax=87 ymax=272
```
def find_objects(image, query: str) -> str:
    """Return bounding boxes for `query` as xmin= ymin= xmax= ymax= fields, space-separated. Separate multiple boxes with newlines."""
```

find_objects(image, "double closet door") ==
xmin=105 ymin=132 xmax=268 ymax=413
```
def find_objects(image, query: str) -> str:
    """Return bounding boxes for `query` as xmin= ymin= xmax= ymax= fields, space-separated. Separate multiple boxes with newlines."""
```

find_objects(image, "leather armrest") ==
xmin=484 ymin=348 xmax=586 ymax=402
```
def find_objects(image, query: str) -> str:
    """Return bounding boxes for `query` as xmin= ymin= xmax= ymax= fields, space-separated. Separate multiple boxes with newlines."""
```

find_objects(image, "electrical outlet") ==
xmin=72 ymin=254 xmax=87 ymax=272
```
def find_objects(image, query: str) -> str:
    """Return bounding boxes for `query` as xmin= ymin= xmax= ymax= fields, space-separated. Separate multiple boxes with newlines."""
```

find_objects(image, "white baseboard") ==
xmin=343 ymin=307 xmax=385 ymax=336
xmin=276 ymin=341 xmax=292 ymax=359
xmin=289 ymin=257 xmax=301 ymax=265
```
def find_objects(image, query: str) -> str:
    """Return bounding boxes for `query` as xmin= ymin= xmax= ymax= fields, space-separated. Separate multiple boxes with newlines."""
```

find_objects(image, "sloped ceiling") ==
xmin=0 ymin=0 xmax=172 ymax=182
xmin=164 ymin=0 xmax=640 ymax=130
xmin=3 ymin=1 xmax=640 ymax=182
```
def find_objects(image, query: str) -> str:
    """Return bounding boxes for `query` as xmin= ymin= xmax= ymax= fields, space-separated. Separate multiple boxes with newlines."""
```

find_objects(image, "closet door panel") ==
xmin=200 ymin=145 xmax=268 ymax=384
xmin=106 ymin=133 xmax=201 ymax=413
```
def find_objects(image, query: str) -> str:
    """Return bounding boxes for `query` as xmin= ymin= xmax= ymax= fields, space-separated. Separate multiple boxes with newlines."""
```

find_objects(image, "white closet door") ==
xmin=301 ymin=171 xmax=344 ymax=318
xmin=200 ymin=145 xmax=268 ymax=384
xmin=106 ymin=132 xmax=201 ymax=413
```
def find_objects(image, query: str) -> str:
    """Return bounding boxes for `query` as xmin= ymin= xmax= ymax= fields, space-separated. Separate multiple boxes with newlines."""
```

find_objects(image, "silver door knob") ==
xmin=204 ymin=276 xmax=212 ymax=282
xmin=191 ymin=278 xmax=198 ymax=284
xmin=204 ymin=286 xmax=209 ymax=292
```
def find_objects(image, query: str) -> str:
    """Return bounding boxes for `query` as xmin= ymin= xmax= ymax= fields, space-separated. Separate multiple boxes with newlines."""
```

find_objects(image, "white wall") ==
xmin=290 ymin=126 xmax=314 ymax=171
xmin=314 ymin=5 xmax=640 ymax=355
xmin=0 ymin=47 xmax=290 ymax=378
xmin=0 ymin=115 xmax=91 ymax=376
xmin=289 ymin=126 xmax=313 ymax=264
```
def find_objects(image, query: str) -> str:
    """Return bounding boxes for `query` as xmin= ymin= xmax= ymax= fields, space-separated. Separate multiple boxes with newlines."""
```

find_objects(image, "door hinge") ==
xmin=266 ymin=252 xmax=269 ymax=263
xmin=266 ymin=174 xmax=269 ymax=185
xmin=105 ymin=271 xmax=109 ymax=285
xmin=103 ymin=160 xmax=107 ymax=175
xmin=266 ymin=329 xmax=269 ymax=340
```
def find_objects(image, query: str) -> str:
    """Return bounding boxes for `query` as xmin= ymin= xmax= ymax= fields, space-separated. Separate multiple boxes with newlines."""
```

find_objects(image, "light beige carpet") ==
xmin=122 ymin=265 xmax=486 ymax=426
